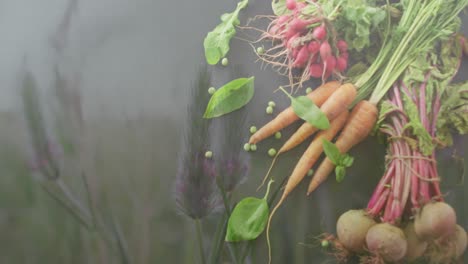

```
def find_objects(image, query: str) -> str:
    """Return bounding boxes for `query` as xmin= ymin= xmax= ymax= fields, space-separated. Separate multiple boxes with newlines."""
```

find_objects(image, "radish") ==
xmin=286 ymin=0 xmax=296 ymax=10
xmin=309 ymin=63 xmax=323 ymax=78
xmin=269 ymin=25 xmax=281 ymax=36
xmin=324 ymin=56 xmax=336 ymax=72
xmin=286 ymin=32 xmax=301 ymax=48
xmin=293 ymin=45 xmax=310 ymax=68
xmin=366 ymin=223 xmax=408 ymax=262
xmin=307 ymin=40 xmax=320 ymax=54
xmin=404 ymin=222 xmax=428 ymax=261
xmin=312 ymin=25 xmax=327 ymax=40
xmin=336 ymin=56 xmax=348 ymax=71
xmin=337 ymin=40 xmax=348 ymax=52
xmin=277 ymin=15 xmax=290 ymax=26
xmin=319 ymin=41 xmax=332 ymax=61
xmin=414 ymin=202 xmax=457 ymax=240
xmin=289 ymin=18 xmax=310 ymax=33
xmin=291 ymin=47 xmax=299 ymax=60
xmin=341 ymin=52 xmax=349 ymax=60
xmin=336 ymin=209 xmax=376 ymax=253
xmin=309 ymin=52 xmax=319 ymax=63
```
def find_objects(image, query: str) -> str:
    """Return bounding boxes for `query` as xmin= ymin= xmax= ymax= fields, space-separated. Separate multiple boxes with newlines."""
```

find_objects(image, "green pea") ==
xmin=221 ymin=57 xmax=229 ymax=66
xmin=256 ymin=46 xmax=265 ymax=55
xmin=205 ymin=151 xmax=213 ymax=159
xmin=250 ymin=144 xmax=257 ymax=151
xmin=321 ymin=240 xmax=330 ymax=248
xmin=306 ymin=87 xmax=313 ymax=94
xmin=274 ymin=131 xmax=282 ymax=139
xmin=307 ymin=169 xmax=314 ymax=177
xmin=249 ymin=126 xmax=257 ymax=134
xmin=208 ymin=87 xmax=216 ymax=95
xmin=243 ymin=143 xmax=251 ymax=151
xmin=268 ymin=101 xmax=276 ymax=107
xmin=266 ymin=106 xmax=274 ymax=114
xmin=268 ymin=148 xmax=277 ymax=157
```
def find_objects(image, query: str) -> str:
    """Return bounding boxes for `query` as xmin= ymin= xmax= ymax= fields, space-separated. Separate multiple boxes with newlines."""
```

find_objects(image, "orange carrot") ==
xmin=307 ymin=100 xmax=378 ymax=195
xmin=265 ymin=110 xmax=349 ymax=264
xmin=248 ymin=81 xmax=341 ymax=144
xmin=279 ymin=83 xmax=357 ymax=154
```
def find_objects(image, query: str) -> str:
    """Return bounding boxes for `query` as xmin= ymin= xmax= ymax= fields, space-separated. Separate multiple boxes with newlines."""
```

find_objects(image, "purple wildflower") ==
xmin=211 ymin=102 xmax=251 ymax=193
xmin=174 ymin=68 xmax=222 ymax=219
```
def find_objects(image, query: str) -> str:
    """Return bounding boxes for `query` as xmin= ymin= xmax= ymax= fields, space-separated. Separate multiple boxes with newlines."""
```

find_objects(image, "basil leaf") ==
xmin=335 ymin=166 xmax=346 ymax=183
xmin=225 ymin=197 xmax=269 ymax=242
xmin=272 ymin=0 xmax=289 ymax=16
xmin=203 ymin=77 xmax=254 ymax=118
xmin=341 ymin=154 xmax=354 ymax=168
xmin=279 ymin=87 xmax=330 ymax=130
xmin=203 ymin=0 xmax=248 ymax=65
xmin=322 ymin=139 xmax=341 ymax=165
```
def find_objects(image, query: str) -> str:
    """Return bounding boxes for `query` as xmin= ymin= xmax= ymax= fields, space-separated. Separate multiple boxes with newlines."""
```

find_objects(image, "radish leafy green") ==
xmin=204 ymin=0 xmax=248 ymax=65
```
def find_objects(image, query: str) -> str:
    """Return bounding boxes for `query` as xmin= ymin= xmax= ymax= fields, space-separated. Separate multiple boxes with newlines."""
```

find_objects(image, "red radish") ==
xmin=414 ymin=202 xmax=457 ymax=240
xmin=336 ymin=56 xmax=348 ymax=71
xmin=337 ymin=40 xmax=348 ymax=52
xmin=312 ymin=25 xmax=327 ymax=40
xmin=341 ymin=52 xmax=349 ymax=60
xmin=269 ymin=25 xmax=280 ymax=36
xmin=277 ymin=15 xmax=290 ymax=26
xmin=286 ymin=0 xmax=296 ymax=10
xmin=307 ymin=40 xmax=320 ymax=54
xmin=366 ymin=223 xmax=408 ymax=262
xmin=291 ymin=48 xmax=299 ymax=60
xmin=293 ymin=45 xmax=310 ymax=68
xmin=293 ymin=2 xmax=307 ymax=13
xmin=289 ymin=18 xmax=310 ymax=33
xmin=336 ymin=209 xmax=376 ymax=253
xmin=286 ymin=32 xmax=300 ymax=47
xmin=319 ymin=41 xmax=332 ymax=61
xmin=309 ymin=63 xmax=323 ymax=78
xmin=309 ymin=52 xmax=319 ymax=63
xmin=324 ymin=56 xmax=336 ymax=72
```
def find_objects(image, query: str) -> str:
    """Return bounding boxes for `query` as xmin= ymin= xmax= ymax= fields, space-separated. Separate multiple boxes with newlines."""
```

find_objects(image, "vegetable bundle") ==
xmin=190 ymin=0 xmax=468 ymax=263
xmin=253 ymin=0 xmax=387 ymax=87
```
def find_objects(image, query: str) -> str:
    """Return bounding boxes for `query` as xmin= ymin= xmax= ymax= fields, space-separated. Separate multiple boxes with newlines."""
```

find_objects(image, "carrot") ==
xmin=306 ymin=100 xmax=378 ymax=195
xmin=248 ymin=81 xmax=341 ymax=144
xmin=266 ymin=110 xmax=349 ymax=264
xmin=279 ymin=83 xmax=357 ymax=154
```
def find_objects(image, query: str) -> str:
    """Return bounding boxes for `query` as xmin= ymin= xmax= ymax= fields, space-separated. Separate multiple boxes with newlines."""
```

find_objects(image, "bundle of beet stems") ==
xmin=331 ymin=38 xmax=468 ymax=263
xmin=244 ymin=0 xmax=468 ymax=263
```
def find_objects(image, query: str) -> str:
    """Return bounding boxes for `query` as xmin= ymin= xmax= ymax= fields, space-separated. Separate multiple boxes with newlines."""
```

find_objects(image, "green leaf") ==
xmin=203 ymin=0 xmax=248 ymax=65
xmin=341 ymin=154 xmax=354 ymax=168
xmin=401 ymin=91 xmax=435 ymax=155
xmin=225 ymin=197 xmax=269 ymax=242
xmin=322 ymin=139 xmax=341 ymax=165
xmin=279 ymin=87 xmax=330 ymax=130
xmin=203 ymin=77 xmax=255 ymax=118
xmin=272 ymin=0 xmax=289 ymax=16
xmin=335 ymin=166 xmax=346 ymax=183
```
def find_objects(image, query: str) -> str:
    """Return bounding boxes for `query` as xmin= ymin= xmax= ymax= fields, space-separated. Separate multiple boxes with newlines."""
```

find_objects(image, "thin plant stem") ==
xmin=208 ymin=214 xmax=228 ymax=264
xmin=195 ymin=219 xmax=206 ymax=264
xmin=216 ymin=181 xmax=239 ymax=264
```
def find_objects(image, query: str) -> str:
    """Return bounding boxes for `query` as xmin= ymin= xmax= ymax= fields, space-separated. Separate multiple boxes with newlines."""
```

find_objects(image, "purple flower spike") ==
xmin=174 ymin=68 xmax=222 ymax=219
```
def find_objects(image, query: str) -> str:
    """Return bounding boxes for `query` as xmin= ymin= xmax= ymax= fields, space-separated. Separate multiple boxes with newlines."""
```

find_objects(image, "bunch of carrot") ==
xmin=254 ymin=80 xmax=378 ymax=262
